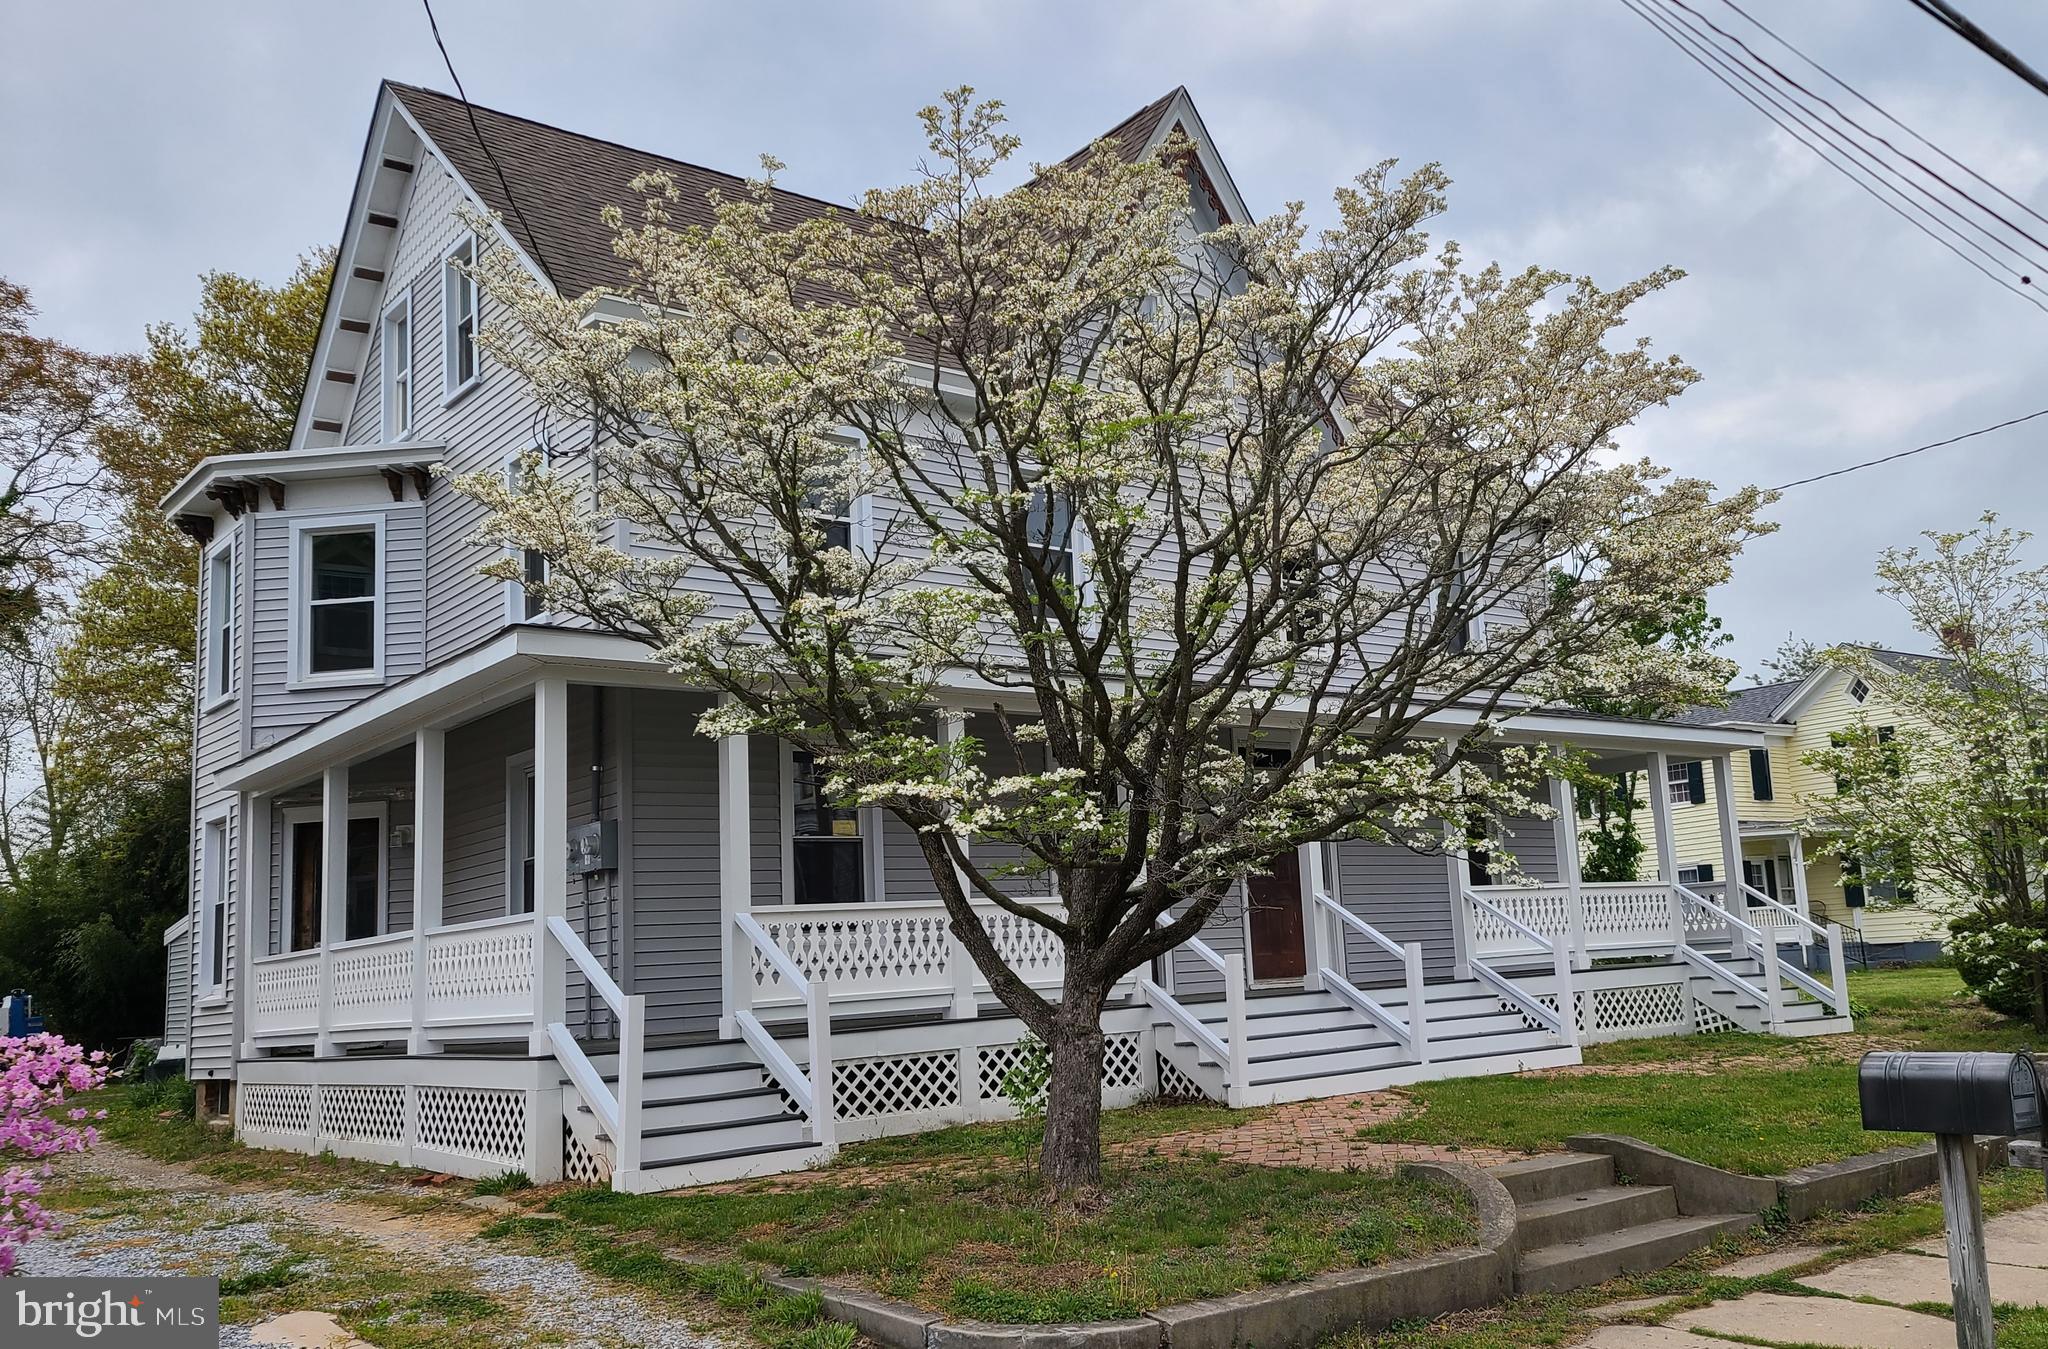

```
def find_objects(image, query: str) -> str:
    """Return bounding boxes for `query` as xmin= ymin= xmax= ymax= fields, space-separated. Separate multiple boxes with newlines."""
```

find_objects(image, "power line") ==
xmin=1907 ymin=0 xmax=2048 ymax=101
xmin=1619 ymin=0 xmax=2048 ymax=311
xmin=420 ymin=0 xmax=558 ymax=284
xmin=1670 ymin=0 xmax=2048 ymax=269
xmin=1770 ymin=407 xmax=2048 ymax=491
xmin=1721 ymin=0 xmax=2048 ymax=238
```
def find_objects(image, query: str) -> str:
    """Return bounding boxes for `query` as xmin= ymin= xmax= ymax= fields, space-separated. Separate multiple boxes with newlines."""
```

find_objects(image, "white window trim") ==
xmin=202 ymin=537 xmax=236 ymax=711
xmin=197 ymin=810 xmax=231 ymax=1003
xmin=779 ymin=741 xmax=878 ymax=907
xmin=1666 ymin=759 xmax=1694 ymax=806
xmin=442 ymin=234 xmax=484 ymax=407
xmin=280 ymin=801 xmax=390 ymax=947
xmin=506 ymin=749 xmax=536 ymax=916
xmin=381 ymin=290 xmax=414 ymax=441
xmin=287 ymin=513 xmax=386 ymax=690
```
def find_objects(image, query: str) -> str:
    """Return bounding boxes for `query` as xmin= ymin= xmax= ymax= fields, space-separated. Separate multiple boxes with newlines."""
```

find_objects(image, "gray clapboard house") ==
xmin=159 ymin=81 xmax=1851 ymax=1194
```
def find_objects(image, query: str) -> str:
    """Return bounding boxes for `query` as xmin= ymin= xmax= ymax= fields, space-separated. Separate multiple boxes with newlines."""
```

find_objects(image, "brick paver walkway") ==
xmin=1115 ymin=1091 xmax=1524 ymax=1171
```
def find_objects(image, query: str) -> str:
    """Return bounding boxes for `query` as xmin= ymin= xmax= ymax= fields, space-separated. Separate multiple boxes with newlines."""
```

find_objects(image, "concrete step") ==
xmin=1515 ymin=1184 xmax=1678 ymax=1248
xmin=1245 ymin=1025 xmax=1564 ymax=1084
xmin=1516 ymin=1212 xmax=1756 ymax=1295
xmin=1491 ymin=1152 xmax=1615 ymax=1204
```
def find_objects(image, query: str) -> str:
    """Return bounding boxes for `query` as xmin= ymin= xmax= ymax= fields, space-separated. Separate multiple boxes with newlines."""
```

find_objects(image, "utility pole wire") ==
xmin=1907 ymin=0 xmax=2048 ymax=101
xmin=420 ymin=0 xmax=559 ymax=286
xmin=1722 ymin=0 xmax=2048 ymax=237
xmin=1620 ymin=0 xmax=2048 ymax=312
xmin=1770 ymin=408 xmax=2048 ymax=491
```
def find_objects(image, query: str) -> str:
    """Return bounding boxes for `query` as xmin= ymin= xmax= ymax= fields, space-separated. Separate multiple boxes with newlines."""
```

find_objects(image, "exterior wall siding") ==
xmin=1334 ymin=838 xmax=1457 ymax=984
xmin=187 ymin=523 xmax=246 ymax=1079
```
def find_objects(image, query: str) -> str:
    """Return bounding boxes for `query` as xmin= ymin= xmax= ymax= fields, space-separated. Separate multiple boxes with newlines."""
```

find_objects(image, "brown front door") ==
xmin=1246 ymin=850 xmax=1308 ymax=981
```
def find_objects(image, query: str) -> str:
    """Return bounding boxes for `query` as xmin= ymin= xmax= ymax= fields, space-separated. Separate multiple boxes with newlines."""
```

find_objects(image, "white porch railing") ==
xmin=733 ymin=912 xmax=836 ymax=1152
xmin=1311 ymin=890 xmax=1429 ymax=1063
xmin=249 ymin=913 xmax=539 ymax=1046
xmin=739 ymin=898 xmax=1074 ymax=1017
xmin=544 ymin=915 xmax=646 ymax=1189
xmin=1459 ymin=887 xmax=1579 ymax=1045
xmin=1469 ymin=880 xmax=1722 ymax=962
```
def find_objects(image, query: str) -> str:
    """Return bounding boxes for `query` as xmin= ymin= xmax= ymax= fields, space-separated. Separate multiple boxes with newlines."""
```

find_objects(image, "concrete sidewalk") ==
xmin=1576 ymin=1203 xmax=2048 ymax=1348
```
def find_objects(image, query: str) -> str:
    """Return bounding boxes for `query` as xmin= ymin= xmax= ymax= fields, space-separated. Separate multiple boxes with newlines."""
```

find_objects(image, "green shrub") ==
xmin=1947 ymin=908 xmax=2040 ymax=1019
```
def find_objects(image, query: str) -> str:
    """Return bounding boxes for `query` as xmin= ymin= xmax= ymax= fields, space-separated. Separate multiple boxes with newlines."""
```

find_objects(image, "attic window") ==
xmin=443 ymin=236 xmax=480 ymax=401
xmin=1849 ymin=677 xmax=1870 ymax=703
xmin=381 ymin=294 xmax=413 ymax=440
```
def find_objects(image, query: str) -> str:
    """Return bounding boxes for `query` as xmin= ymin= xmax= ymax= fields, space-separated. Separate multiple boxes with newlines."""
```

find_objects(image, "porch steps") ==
xmin=1495 ymin=1152 xmax=1756 ymax=1296
xmin=564 ymin=1043 xmax=831 ymax=1187
xmin=1149 ymin=977 xmax=1582 ymax=1107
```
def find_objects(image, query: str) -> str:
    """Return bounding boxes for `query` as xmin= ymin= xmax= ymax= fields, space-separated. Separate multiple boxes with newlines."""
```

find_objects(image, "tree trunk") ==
xmin=1039 ymin=982 xmax=1108 ymax=1195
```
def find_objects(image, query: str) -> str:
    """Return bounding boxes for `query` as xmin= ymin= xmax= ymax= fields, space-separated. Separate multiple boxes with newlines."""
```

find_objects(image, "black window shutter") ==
xmin=1685 ymin=760 xmax=1706 ymax=804
xmin=1698 ymin=863 xmax=1714 ymax=882
xmin=1843 ymin=857 xmax=1866 ymax=908
xmin=1749 ymin=748 xmax=1773 ymax=801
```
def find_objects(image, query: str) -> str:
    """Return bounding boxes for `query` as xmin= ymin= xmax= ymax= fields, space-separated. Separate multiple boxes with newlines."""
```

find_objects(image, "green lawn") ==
xmin=509 ymin=1157 xmax=1473 ymax=1323
xmin=1360 ymin=965 xmax=2043 ymax=1175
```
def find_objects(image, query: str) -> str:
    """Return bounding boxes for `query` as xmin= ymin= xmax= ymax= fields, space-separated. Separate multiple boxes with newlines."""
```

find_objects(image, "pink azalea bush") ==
xmin=0 ymin=1034 xmax=110 ymax=1275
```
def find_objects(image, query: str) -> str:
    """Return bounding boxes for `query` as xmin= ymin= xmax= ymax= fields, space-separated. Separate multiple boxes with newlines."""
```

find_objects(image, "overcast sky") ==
xmin=5 ymin=0 xmax=2046 ymax=679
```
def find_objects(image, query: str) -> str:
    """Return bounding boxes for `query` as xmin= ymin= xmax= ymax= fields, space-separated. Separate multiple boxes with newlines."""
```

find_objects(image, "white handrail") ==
xmin=1673 ymin=885 xmax=1775 ymax=1018
xmin=1735 ymin=885 xmax=1850 ymax=1016
xmin=1461 ymin=887 xmax=1576 ymax=1044
xmin=1144 ymin=915 xmax=1247 ymax=1104
xmin=1312 ymin=891 xmax=1429 ymax=1062
xmin=1314 ymin=889 xmax=1403 ymax=961
xmin=1136 ymin=976 xmax=1230 ymax=1065
xmin=732 ymin=913 xmax=836 ymax=1149
xmin=541 ymin=916 xmax=644 ymax=1186
xmin=548 ymin=915 xmax=627 ymax=1016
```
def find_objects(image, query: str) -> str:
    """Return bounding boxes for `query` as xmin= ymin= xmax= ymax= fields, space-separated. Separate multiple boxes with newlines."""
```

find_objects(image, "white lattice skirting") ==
xmin=235 ymin=1061 xmax=553 ymax=1180
xmin=1496 ymin=969 xmax=1727 ymax=1043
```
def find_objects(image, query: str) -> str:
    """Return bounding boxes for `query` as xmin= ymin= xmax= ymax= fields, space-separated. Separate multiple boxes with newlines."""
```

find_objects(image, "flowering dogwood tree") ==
xmin=1 ymin=1033 xmax=109 ymax=1273
xmin=455 ymin=90 xmax=1768 ymax=1191
xmin=1807 ymin=519 xmax=2048 ymax=1028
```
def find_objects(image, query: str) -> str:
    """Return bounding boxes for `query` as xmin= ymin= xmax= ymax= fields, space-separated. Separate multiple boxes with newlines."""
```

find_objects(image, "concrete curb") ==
xmin=764 ymin=1162 xmax=1517 ymax=1349
xmin=1777 ymin=1135 xmax=2009 ymax=1223
xmin=1568 ymin=1132 xmax=2013 ymax=1223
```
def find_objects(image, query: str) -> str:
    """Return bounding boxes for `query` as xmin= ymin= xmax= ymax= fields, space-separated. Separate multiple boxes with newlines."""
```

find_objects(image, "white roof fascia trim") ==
xmin=1769 ymin=665 xmax=1845 ymax=724
xmin=163 ymin=915 xmax=191 ymax=945
xmin=160 ymin=441 xmax=448 ymax=517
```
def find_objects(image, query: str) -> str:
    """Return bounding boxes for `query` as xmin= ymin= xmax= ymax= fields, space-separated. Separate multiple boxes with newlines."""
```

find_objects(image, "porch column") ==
xmin=717 ymin=697 xmax=751 ymax=1040
xmin=1788 ymin=832 xmax=1812 ymax=920
xmin=237 ymin=791 xmax=267 ymax=1060
xmin=530 ymin=678 xmax=569 ymax=1056
xmin=1300 ymin=837 xmax=1331 ymax=991
xmin=1712 ymin=754 xmax=1745 ymax=905
xmin=1549 ymin=777 xmax=1587 ymax=968
xmin=410 ymin=728 xmax=444 ymax=1055
xmin=1645 ymin=751 xmax=1679 ymax=883
xmin=937 ymin=711 xmax=979 ymax=1019
xmin=316 ymin=763 xmax=349 ymax=1057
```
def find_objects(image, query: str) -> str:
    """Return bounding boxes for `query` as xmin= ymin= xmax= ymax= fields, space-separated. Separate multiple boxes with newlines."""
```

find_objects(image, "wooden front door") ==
xmin=1246 ymin=849 xmax=1308 ymax=981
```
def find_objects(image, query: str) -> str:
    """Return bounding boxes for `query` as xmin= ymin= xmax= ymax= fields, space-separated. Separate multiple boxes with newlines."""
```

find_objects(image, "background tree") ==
xmin=56 ymin=251 xmax=331 ymax=810
xmin=457 ymin=90 xmax=1770 ymax=1192
xmin=1804 ymin=517 xmax=2048 ymax=1026
xmin=1561 ymin=592 xmax=1734 ymax=882
xmin=0 ymin=279 xmax=120 ymax=643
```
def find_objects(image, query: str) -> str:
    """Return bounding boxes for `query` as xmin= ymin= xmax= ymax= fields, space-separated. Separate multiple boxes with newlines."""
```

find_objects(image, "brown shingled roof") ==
xmin=391 ymin=81 xmax=1192 ymax=299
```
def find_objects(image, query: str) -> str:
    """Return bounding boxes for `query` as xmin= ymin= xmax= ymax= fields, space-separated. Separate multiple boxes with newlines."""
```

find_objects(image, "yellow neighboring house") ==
xmin=1637 ymin=649 xmax=1954 ymax=964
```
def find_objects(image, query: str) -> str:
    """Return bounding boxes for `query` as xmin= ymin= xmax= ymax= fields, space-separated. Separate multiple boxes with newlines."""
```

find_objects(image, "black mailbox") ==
xmin=1859 ymin=1051 xmax=2043 ymax=1137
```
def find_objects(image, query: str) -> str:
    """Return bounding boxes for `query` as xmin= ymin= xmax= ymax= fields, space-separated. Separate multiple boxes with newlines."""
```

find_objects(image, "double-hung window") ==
xmin=507 ymin=750 xmax=537 ymax=914
xmin=295 ymin=520 xmax=381 ymax=683
xmin=505 ymin=457 xmax=549 ymax=621
xmin=205 ymin=543 xmax=234 ymax=705
xmin=1666 ymin=759 xmax=1703 ymax=805
xmin=381 ymin=295 xmax=413 ymax=439
xmin=200 ymin=817 xmax=228 ymax=996
xmin=1024 ymin=484 xmax=1076 ymax=593
xmin=444 ymin=236 xmax=481 ymax=400
xmin=790 ymin=749 xmax=864 ymax=905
